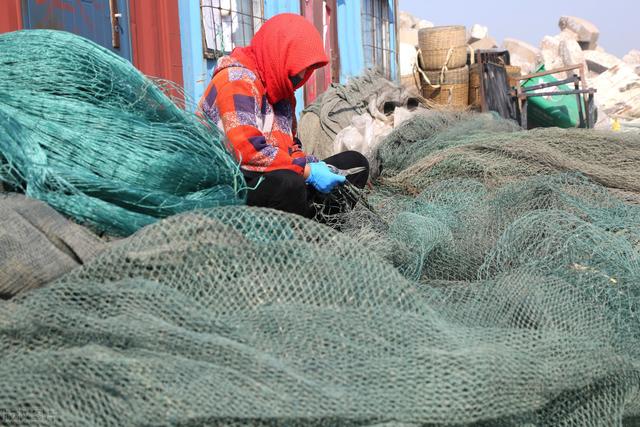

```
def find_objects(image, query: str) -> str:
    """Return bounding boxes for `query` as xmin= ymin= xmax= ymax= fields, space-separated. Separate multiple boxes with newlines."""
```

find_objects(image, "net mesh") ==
xmin=1 ymin=33 xmax=640 ymax=425
xmin=0 ymin=193 xmax=106 ymax=298
xmin=0 ymin=30 xmax=245 ymax=237
xmin=378 ymin=111 xmax=640 ymax=195
xmin=1 ymin=204 xmax=639 ymax=425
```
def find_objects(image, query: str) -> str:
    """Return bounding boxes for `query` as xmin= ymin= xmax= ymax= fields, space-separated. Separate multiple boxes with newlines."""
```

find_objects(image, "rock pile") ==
xmin=398 ymin=12 xmax=640 ymax=128
xmin=529 ymin=16 xmax=639 ymax=127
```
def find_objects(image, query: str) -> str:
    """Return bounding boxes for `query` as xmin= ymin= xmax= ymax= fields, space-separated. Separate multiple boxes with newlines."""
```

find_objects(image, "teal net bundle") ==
xmin=0 ymin=30 xmax=245 ymax=236
xmin=2 ymin=71 xmax=640 ymax=423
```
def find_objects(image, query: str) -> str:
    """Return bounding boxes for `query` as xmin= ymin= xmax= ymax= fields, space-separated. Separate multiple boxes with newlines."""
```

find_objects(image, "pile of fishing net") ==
xmin=2 ymin=106 xmax=640 ymax=424
xmin=299 ymin=70 xmax=422 ymax=160
xmin=0 ymin=193 xmax=106 ymax=298
xmin=0 ymin=30 xmax=245 ymax=237
xmin=377 ymin=110 xmax=640 ymax=195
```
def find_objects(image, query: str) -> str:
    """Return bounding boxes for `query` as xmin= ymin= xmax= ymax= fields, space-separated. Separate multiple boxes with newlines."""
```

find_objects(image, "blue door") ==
xmin=22 ymin=0 xmax=132 ymax=60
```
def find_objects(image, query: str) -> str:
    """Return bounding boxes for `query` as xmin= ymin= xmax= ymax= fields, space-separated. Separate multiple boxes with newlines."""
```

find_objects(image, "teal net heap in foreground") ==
xmin=0 ymin=30 xmax=245 ymax=236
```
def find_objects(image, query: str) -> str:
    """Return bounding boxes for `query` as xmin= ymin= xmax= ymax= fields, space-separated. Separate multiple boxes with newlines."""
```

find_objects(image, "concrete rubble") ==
xmin=624 ymin=50 xmax=640 ymax=65
xmin=398 ymin=11 xmax=433 ymax=48
xmin=468 ymin=24 xmax=488 ymax=44
xmin=584 ymin=50 xmax=622 ymax=74
xmin=558 ymin=16 xmax=600 ymax=50
xmin=503 ymin=38 xmax=539 ymax=75
xmin=397 ymin=10 xmax=639 ymax=128
xmin=470 ymin=36 xmax=498 ymax=51
xmin=590 ymin=64 xmax=640 ymax=120
xmin=559 ymin=39 xmax=586 ymax=74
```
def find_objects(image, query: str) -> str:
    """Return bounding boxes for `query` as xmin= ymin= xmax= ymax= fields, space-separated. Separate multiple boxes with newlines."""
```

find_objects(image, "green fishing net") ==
xmin=0 ymin=30 xmax=245 ymax=236
xmin=1 ymin=200 xmax=639 ymax=425
xmin=1 ymin=33 xmax=640 ymax=424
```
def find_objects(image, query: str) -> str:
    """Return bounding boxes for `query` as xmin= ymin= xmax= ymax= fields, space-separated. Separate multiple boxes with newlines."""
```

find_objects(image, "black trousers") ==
xmin=243 ymin=151 xmax=369 ymax=218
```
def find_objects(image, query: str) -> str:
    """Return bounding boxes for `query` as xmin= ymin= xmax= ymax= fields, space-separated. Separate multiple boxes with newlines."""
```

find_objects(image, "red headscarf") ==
xmin=231 ymin=13 xmax=329 ymax=105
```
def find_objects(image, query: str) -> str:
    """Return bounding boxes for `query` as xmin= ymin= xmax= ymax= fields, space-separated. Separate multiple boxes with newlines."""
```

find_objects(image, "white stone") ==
xmin=510 ymin=54 xmax=536 ymax=75
xmin=588 ymin=70 xmax=601 ymax=81
xmin=584 ymin=50 xmax=622 ymax=74
xmin=399 ymin=42 xmax=418 ymax=76
xmin=559 ymin=39 xmax=586 ymax=68
xmin=468 ymin=24 xmax=488 ymax=43
xmin=417 ymin=20 xmax=434 ymax=30
xmin=555 ymin=30 xmax=578 ymax=43
xmin=593 ymin=110 xmax=612 ymax=130
xmin=623 ymin=49 xmax=640 ymax=65
xmin=503 ymin=38 xmax=540 ymax=65
xmin=558 ymin=16 xmax=599 ymax=49
xmin=539 ymin=48 xmax=563 ymax=73
xmin=470 ymin=36 xmax=498 ymax=51
xmin=398 ymin=27 xmax=419 ymax=47
xmin=398 ymin=11 xmax=415 ymax=30
xmin=590 ymin=64 xmax=640 ymax=120
xmin=538 ymin=36 xmax=563 ymax=72
xmin=540 ymin=35 xmax=560 ymax=53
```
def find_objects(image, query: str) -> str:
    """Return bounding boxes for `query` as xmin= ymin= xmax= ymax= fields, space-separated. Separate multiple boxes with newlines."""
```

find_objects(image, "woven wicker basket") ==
xmin=418 ymin=45 xmax=468 ymax=71
xmin=469 ymin=64 xmax=481 ymax=108
xmin=418 ymin=26 xmax=466 ymax=51
xmin=423 ymin=83 xmax=469 ymax=108
xmin=418 ymin=65 xmax=469 ymax=108
xmin=505 ymin=65 xmax=522 ymax=88
xmin=418 ymin=26 xmax=468 ymax=71
xmin=422 ymin=65 xmax=469 ymax=85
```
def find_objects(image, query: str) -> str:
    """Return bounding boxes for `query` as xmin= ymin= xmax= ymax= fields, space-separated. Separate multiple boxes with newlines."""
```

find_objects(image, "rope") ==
xmin=414 ymin=48 xmax=456 ymax=104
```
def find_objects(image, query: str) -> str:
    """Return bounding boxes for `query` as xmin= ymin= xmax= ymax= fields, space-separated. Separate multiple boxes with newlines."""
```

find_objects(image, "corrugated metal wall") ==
xmin=264 ymin=0 xmax=300 ymax=17
xmin=177 ymin=0 xmax=210 ymax=109
xmin=129 ymin=0 xmax=184 ymax=93
xmin=21 ymin=0 xmax=133 ymax=60
xmin=0 ymin=0 xmax=22 ymax=33
xmin=337 ymin=0 xmax=365 ymax=82
xmin=388 ymin=0 xmax=398 ymax=80
xmin=336 ymin=0 xmax=398 ymax=83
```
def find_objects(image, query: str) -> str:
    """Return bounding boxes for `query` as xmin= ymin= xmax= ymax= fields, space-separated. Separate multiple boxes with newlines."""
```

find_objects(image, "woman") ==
xmin=199 ymin=13 xmax=369 ymax=219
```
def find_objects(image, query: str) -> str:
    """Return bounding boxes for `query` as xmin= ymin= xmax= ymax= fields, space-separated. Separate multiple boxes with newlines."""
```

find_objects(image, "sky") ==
xmin=399 ymin=0 xmax=639 ymax=58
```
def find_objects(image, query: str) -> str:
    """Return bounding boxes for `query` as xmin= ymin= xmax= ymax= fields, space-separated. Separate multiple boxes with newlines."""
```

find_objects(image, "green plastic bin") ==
xmin=522 ymin=65 xmax=585 ymax=128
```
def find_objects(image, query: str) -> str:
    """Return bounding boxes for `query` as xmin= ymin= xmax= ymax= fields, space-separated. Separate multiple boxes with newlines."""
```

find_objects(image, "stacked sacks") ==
xmin=0 ymin=30 xmax=245 ymax=237
xmin=298 ymin=70 xmax=421 ymax=163
xmin=0 ymin=193 xmax=107 ymax=298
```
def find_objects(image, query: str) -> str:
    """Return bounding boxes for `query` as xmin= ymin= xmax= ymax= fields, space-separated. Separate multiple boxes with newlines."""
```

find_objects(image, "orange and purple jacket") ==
xmin=198 ymin=13 xmax=329 ymax=175
xmin=199 ymin=56 xmax=316 ymax=175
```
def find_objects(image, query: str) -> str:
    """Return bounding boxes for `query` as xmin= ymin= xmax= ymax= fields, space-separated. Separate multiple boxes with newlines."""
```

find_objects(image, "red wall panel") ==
xmin=129 ymin=0 xmax=183 ymax=89
xmin=301 ymin=0 xmax=338 ymax=106
xmin=0 ymin=0 xmax=23 ymax=33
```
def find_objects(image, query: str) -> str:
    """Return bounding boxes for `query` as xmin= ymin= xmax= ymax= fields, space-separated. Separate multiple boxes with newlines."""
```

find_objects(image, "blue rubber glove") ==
xmin=305 ymin=161 xmax=346 ymax=193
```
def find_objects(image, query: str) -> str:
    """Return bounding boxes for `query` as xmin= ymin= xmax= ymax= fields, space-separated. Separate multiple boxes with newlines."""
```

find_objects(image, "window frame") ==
xmin=200 ymin=0 xmax=265 ymax=59
xmin=361 ymin=0 xmax=393 ymax=79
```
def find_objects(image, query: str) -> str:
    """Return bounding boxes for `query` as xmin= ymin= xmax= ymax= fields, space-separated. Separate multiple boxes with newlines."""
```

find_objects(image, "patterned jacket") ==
xmin=199 ymin=55 xmax=316 ymax=175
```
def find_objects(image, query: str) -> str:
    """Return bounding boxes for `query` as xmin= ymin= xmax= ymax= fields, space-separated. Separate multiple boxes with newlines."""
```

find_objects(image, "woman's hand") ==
xmin=305 ymin=162 xmax=346 ymax=193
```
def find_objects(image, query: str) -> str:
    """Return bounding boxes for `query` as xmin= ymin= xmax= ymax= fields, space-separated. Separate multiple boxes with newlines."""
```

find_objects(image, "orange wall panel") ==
xmin=129 ymin=0 xmax=183 ymax=88
xmin=0 ymin=0 xmax=23 ymax=33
